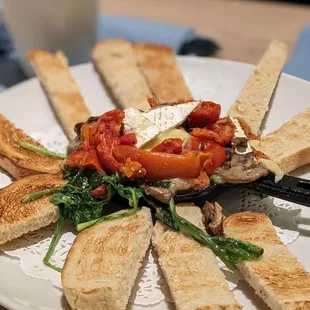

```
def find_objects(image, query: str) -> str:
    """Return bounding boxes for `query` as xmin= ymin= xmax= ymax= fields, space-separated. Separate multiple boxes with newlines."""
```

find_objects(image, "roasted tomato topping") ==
xmin=80 ymin=123 xmax=97 ymax=149
xmin=67 ymin=109 xmax=125 ymax=173
xmin=211 ymin=118 xmax=235 ymax=145
xmin=191 ymin=128 xmax=225 ymax=146
xmin=188 ymin=101 xmax=221 ymax=128
xmin=147 ymin=97 xmax=159 ymax=108
xmin=91 ymin=184 xmax=107 ymax=198
xmin=122 ymin=158 xmax=146 ymax=179
xmin=120 ymin=133 xmax=137 ymax=146
xmin=151 ymin=138 xmax=183 ymax=154
xmin=239 ymin=119 xmax=259 ymax=140
xmin=67 ymin=149 xmax=104 ymax=172
xmin=194 ymin=171 xmax=210 ymax=189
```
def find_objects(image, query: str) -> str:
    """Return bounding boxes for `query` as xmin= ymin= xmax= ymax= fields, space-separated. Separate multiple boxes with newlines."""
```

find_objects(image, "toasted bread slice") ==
xmin=253 ymin=107 xmax=310 ymax=173
xmin=0 ymin=174 xmax=66 ymax=245
xmin=133 ymin=43 xmax=192 ymax=104
xmin=28 ymin=50 xmax=91 ymax=140
xmin=223 ymin=211 xmax=310 ymax=310
xmin=62 ymin=207 xmax=152 ymax=310
xmin=0 ymin=114 xmax=63 ymax=179
xmin=152 ymin=205 xmax=242 ymax=310
xmin=92 ymin=39 xmax=152 ymax=111
xmin=227 ymin=40 xmax=288 ymax=135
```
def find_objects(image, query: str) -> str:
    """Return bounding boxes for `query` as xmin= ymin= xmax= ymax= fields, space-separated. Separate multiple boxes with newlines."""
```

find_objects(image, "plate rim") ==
xmin=0 ymin=55 xmax=310 ymax=310
xmin=1 ymin=56 xmax=310 ymax=100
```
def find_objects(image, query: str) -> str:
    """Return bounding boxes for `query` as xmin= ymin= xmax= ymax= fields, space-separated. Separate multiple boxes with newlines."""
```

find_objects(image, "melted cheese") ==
xmin=142 ymin=128 xmax=190 ymax=151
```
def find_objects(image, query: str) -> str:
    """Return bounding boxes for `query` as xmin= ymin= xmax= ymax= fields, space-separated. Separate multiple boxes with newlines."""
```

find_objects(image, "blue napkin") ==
xmin=283 ymin=25 xmax=310 ymax=81
xmin=98 ymin=14 xmax=219 ymax=55
xmin=0 ymin=12 xmax=219 ymax=89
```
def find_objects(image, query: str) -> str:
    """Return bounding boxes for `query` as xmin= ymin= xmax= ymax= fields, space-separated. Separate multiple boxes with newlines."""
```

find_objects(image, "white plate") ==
xmin=0 ymin=56 xmax=310 ymax=310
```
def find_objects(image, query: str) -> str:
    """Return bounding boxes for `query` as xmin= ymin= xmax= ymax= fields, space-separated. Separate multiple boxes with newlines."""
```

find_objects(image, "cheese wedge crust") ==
xmin=123 ymin=108 xmax=161 ymax=147
xmin=62 ymin=208 xmax=153 ymax=310
xmin=133 ymin=43 xmax=192 ymax=104
xmin=0 ymin=114 xmax=62 ymax=179
xmin=28 ymin=50 xmax=91 ymax=140
xmin=143 ymin=101 xmax=200 ymax=132
xmin=0 ymin=174 xmax=66 ymax=245
xmin=152 ymin=205 xmax=242 ymax=310
xmin=223 ymin=212 xmax=310 ymax=310
xmin=227 ymin=40 xmax=288 ymax=135
xmin=92 ymin=39 xmax=152 ymax=112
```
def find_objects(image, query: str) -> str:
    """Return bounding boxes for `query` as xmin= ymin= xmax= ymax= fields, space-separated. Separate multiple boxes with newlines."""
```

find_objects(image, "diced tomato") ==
xmin=191 ymin=128 xmax=225 ymax=145
xmin=120 ymin=133 xmax=137 ymax=146
xmin=194 ymin=171 xmax=210 ymax=189
xmin=91 ymin=184 xmax=107 ymax=198
xmin=151 ymin=138 xmax=183 ymax=154
xmin=211 ymin=118 xmax=235 ymax=145
xmin=147 ymin=97 xmax=159 ymax=108
xmin=122 ymin=158 xmax=146 ymax=179
xmin=113 ymin=145 xmax=201 ymax=181
xmin=188 ymin=101 xmax=221 ymax=128
xmin=67 ymin=149 xmax=104 ymax=172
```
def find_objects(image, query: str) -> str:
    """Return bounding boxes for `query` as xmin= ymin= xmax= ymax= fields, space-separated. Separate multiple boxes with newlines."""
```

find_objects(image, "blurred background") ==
xmin=101 ymin=0 xmax=309 ymax=63
xmin=0 ymin=0 xmax=310 ymax=87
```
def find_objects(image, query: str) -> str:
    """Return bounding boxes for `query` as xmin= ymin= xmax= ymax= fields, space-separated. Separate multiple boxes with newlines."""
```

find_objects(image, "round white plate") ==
xmin=0 ymin=56 xmax=310 ymax=310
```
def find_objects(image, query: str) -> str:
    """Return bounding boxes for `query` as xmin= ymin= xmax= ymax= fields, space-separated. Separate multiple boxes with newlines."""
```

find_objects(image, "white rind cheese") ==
xmin=230 ymin=116 xmax=252 ymax=155
xmin=123 ymin=107 xmax=161 ymax=147
xmin=142 ymin=101 xmax=200 ymax=132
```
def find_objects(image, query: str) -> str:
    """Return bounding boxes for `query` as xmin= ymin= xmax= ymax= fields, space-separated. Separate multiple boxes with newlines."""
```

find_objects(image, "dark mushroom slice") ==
xmin=216 ymin=153 xmax=269 ymax=184
xmin=143 ymin=186 xmax=172 ymax=204
xmin=201 ymin=201 xmax=224 ymax=235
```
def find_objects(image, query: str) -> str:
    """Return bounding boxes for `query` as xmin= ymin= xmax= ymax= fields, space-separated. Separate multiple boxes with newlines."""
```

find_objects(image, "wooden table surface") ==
xmin=101 ymin=0 xmax=310 ymax=64
xmin=0 ymin=1 xmax=309 ymax=310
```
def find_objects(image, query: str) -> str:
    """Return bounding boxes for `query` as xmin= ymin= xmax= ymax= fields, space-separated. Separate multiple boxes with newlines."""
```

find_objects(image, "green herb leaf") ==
xmin=43 ymin=216 xmax=65 ymax=272
xmin=160 ymin=197 xmax=264 ymax=267
xmin=22 ymin=188 xmax=61 ymax=202
xmin=148 ymin=180 xmax=172 ymax=188
xmin=19 ymin=141 xmax=67 ymax=159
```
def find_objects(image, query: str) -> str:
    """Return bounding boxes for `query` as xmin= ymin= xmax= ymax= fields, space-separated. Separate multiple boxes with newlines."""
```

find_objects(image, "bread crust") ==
xmin=0 ymin=114 xmax=62 ymax=179
xmin=62 ymin=207 xmax=153 ymax=310
xmin=92 ymin=39 xmax=152 ymax=112
xmin=152 ymin=206 xmax=242 ymax=310
xmin=223 ymin=212 xmax=310 ymax=310
xmin=28 ymin=50 xmax=91 ymax=140
xmin=227 ymin=40 xmax=288 ymax=134
xmin=0 ymin=174 xmax=66 ymax=245
xmin=133 ymin=43 xmax=192 ymax=104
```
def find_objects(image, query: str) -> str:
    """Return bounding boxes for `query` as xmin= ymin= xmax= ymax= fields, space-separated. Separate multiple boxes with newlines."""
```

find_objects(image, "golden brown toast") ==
xmin=133 ymin=43 xmax=193 ymax=104
xmin=0 ymin=174 xmax=66 ymax=245
xmin=62 ymin=207 xmax=152 ymax=310
xmin=223 ymin=212 xmax=310 ymax=310
xmin=92 ymin=39 xmax=152 ymax=112
xmin=256 ymin=107 xmax=310 ymax=173
xmin=0 ymin=114 xmax=63 ymax=179
xmin=28 ymin=49 xmax=91 ymax=140
xmin=227 ymin=40 xmax=288 ymax=135
xmin=152 ymin=205 xmax=242 ymax=310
